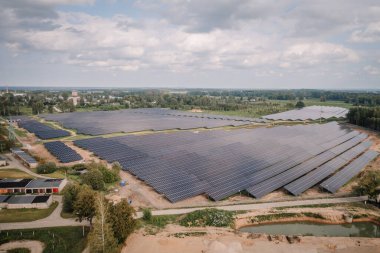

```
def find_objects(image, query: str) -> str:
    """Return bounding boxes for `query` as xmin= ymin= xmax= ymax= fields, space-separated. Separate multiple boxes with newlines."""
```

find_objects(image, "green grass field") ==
xmin=0 ymin=201 xmax=58 ymax=223
xmin=0 ymin=226 xmax=89 ymax=253
xmin=0 ymin=168 xmax=35 ymax=179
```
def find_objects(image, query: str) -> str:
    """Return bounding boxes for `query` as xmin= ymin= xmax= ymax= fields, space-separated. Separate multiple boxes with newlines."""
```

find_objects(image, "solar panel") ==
xmin=263 ymin=106 xmax=348 ymax=121
xmin=44 ymin=141 xmax=83 ymax=163
xmin=40 ymin=108 xmax=263 ymax=136
xmin=320 ymin=150 xmax=379 ymax=193
xmin=18 ymin=118 xmax=70 ymax=139
xmin=70 ymin=121 xmax=368 ymax=202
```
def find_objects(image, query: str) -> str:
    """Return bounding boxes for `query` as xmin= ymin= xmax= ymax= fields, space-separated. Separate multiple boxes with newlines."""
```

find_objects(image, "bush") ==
xmin=353 ymin=171 xmax=380 ymax=198
xmin=142 ymin=208 xmax=152 ymax=221
xmin=80 ymin=169 xmax=105 ymax=190
xmin=6 ymin=248 xmax=30 ymax=253
xmin=180 ymin=208 xmax=234 ymax=227
xmin=36 ymin=162 xmax=57 ymax=174
xmin=72 ymin=163 xmax=87 ymax=171
xmin=98 ymin=166 xmax=119 ymax=184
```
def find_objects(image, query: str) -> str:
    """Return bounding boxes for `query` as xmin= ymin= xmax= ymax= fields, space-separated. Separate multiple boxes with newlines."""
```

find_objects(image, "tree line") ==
xmin=347 ymin=107 xmax=380 ymax=131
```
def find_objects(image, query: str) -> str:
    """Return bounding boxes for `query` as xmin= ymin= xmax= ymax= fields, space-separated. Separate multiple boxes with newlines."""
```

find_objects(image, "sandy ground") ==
xmin=123 ymin=225 xmax=380 ymax=253
xmin=0 ymin=240 xmax=44 ymax=253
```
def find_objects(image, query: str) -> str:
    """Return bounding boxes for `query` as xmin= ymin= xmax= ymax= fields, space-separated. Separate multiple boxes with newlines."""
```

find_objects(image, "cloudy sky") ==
xmin=0 ymin=0 xmax=380 ymax=89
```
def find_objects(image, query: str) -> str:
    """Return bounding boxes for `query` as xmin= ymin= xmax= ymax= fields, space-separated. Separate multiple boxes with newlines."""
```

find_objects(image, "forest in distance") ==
xmin=0 ymin=88 xmax=379 ymax=131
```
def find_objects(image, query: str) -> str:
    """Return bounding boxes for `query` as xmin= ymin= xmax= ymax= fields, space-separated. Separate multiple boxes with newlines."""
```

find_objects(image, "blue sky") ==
xmin=0 ymin=0 xmax=379 ymax=89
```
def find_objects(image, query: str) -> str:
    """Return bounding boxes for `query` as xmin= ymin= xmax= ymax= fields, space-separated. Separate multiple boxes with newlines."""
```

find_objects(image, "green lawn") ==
xmin=0 ymin=226 xmax=89 ymax=253
xmin=0 ymin=201 xmax=58 ymax=223
xmin=0 ymin=168 xmax=35 ymax=179
xmin=14 ymin=128 xmax=28 ymax=137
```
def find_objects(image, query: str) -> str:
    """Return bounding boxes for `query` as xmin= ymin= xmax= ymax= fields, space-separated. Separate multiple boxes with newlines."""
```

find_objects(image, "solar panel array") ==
xmin=18 ymin=118 xmax=70 ymax=139
xmin=40 ymin=108 xmax=264 ymax=135
xmin=263 ymin=106 xmax=348 ymax=121
xmin=320 ymin=150 xmax=379 ymax=193
xmin=44 ymin=141 xmax=83 ymax=163
xmin=73 ymin=122 xmax=378 ymax=202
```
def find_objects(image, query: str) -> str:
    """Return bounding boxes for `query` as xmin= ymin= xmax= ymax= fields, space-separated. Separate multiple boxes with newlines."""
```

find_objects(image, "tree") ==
xmin=142 ymin=208 xmax=152 ymax=222
xmin=295 ymin=100 xmax=305 ymax=108
xmin=88 ymin=195 xmax=118 ymax=253
xmin=62 ymin=183 xmax=81 ymax=212
xmin=353 ymin=171 xmax=380 ymax=199
xmin=36 ymin=162 xmax=57 ymax=174
xmin=108 ymin=200 xmax=137 ymax=243
xmin=81 ymin=169 xmax=105 ymax=190
xmin=74 ymin=185 xmax=97 ymax=223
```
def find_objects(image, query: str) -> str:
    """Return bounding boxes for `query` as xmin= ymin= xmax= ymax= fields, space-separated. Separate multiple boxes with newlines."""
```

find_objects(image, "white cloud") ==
xmin=351 ymin=22 xmax=380 ymax=43
xmin=364 ymin=65 xmax=380 ymax=75
xmin=281 ymin=43 xmax=359 ymax=68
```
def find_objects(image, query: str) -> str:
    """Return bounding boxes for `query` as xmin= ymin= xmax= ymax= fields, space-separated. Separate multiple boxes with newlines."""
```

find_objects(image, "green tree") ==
xmin=81 ymin=169 xmax=105 ymax=190
xmin=88 ymin=195 xmax=118 ymax=253
xmin=353 ymin=171 xmax=380 ymax=199
xmin=62 ymin=183 xmax=81 ymax=212
xmin=36 ymin=162 xmax=57 ymax=174
xmin=74 ymin=186 xmax=97 ymax=223
xmin=142 ymin=208 xmax=152 ymax=222
xmin=295 ymin=100 xmax=305 ymax=108
xmin=108 ymin=200 xmax=137 ymax=243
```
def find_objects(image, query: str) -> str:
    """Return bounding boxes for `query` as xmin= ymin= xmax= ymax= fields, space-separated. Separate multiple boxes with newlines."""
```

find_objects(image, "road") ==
xmin=1 ymin=153 xmax=51 ymax=179
xmin=0 ymin=196 xmax=367 ymax=229
xmin=0 ymin=195 xmax=88 ymax=230
xmin=135 ymin=196 xmax=368 ymax=218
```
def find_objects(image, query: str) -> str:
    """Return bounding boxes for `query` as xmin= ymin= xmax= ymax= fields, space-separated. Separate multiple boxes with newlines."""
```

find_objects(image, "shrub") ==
xmin=98 ymin=166 xmax=119 ymax=184
xmin=80 ymin=169 xmax=105 ymax=190
xmin=36 ymin=162 xmax=57 ymax=174
xmin=353 ymin=171 xmax=380 ymax=199
xmin=72 ymin=163 xmax=87 ymax=171
xmin=179 ymin=208 xmax=234 ymax=227
xmin=142 ymin=208 xmax=152 ymax=222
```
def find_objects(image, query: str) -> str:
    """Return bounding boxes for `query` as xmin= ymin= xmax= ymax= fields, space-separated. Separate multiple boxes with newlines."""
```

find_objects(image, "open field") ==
xmin=0 ymin=168 xmax=35 ymax=178
xmin=0 ymin=201 xmax=58 ymax=223
xmin=0 ymin=226 xmax=89 ymax=253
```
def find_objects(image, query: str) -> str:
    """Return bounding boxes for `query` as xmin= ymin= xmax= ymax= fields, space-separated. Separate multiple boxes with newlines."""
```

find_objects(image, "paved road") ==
xmin=135 ymin=196 xmax=368 ymax=218
xmin=0 ymin=195 xmax=88 ymax=230
xmin=1 ymin=153 xmax=51 ymax=179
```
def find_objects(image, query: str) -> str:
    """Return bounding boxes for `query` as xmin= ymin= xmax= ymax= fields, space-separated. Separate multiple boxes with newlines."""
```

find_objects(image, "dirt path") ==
xmin=1 ymin=154 xmax=51 ymax=179
xmin=0 ymin=196 xmax=88 ymax=230
xmin=135 ymin=196 xmax=368 ymax=218
xmin=0 ymin=240 xmax=44 ymax=253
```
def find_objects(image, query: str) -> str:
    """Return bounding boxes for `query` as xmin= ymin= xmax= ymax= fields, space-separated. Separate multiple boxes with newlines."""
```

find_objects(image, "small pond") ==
xmin=240 ymin=222 xmax=380 ymax=238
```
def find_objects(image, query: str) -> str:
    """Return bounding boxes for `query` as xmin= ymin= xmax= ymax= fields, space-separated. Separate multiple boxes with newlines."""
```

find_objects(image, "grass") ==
xmin=301 ymin=212 xmax=325 ymax=219
xmin=179 ymin=208 xmax=234 ymax=227
xmin=0 ymin=226 xmax=89 ymax=253
xmin=60 ymin=210 xmax=77 ymax=219
xmin=14 ymin=128 xmax=27 ymax=137
xmin=0 ymin=168 xmax=35 ymax=179
xmin=7 ymin=248 xmax=30 ymax=253
xmin=0 ymin=201 xmax=58 ymax=223
xmin=250 ymin=213 xmax=300 ymax=223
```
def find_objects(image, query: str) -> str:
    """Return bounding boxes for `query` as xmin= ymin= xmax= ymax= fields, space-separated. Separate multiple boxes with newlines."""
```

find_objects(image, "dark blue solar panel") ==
xmin=44 ymin=141 xmax=82 ymax=163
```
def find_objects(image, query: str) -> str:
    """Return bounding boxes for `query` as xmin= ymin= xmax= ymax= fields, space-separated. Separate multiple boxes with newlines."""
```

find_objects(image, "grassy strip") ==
xmin=250 ymin=213 xmax=300 ymax=223
xmin=179 ymin=208 xmax=234 ymax=227
xmin=0 ymin=201 xmax=58 ymax=223
xmin=0 ymin=226 xmax=89 ymax=253
xmin=7 ymin=248 xmax=30 ymax=253
xmin=0 ymin=168 xmax=35 ymax=179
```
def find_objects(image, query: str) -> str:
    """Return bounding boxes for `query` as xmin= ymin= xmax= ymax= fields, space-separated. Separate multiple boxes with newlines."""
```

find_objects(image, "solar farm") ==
xmin=40 ymin=108 xmax=263 ymax=135
xmin=18 ymin=118 xmax=71 ymax=139
xmin=73 ymin=121 xmax=378 ymax=202
xmin=263 ymin=106 xmax=349 ymax=121
xmin=44 ymin=141 xmax=83 ymax=163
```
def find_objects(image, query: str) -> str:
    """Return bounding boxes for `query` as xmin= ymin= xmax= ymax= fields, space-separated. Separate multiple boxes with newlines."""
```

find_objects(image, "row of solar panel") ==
xmin=44 ymin=141 xmax=83 ymax=163
xmin=40 ymin=108 xmax=259 ymax=135
xmin=73 ymin=122 xmax=378 ymax=202
xmin=18 ymin=119 xmax=70 ymax=139
xmin=263 ymin=106 xmax=349 ymax=121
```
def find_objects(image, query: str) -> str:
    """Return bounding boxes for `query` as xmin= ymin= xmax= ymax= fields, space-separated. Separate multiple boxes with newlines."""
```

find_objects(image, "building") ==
xmin=0 ymin=195 xmax=52 ymax=209
xmin=0 ymin=178 xmax=67 ymax=194
xmin=11 ymin=148 xmax=38 ymax=168
xmin=68 ymin=90 xmax=81 ymax=106
xmin=0 ymin=156 xmax=7 ymax=167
